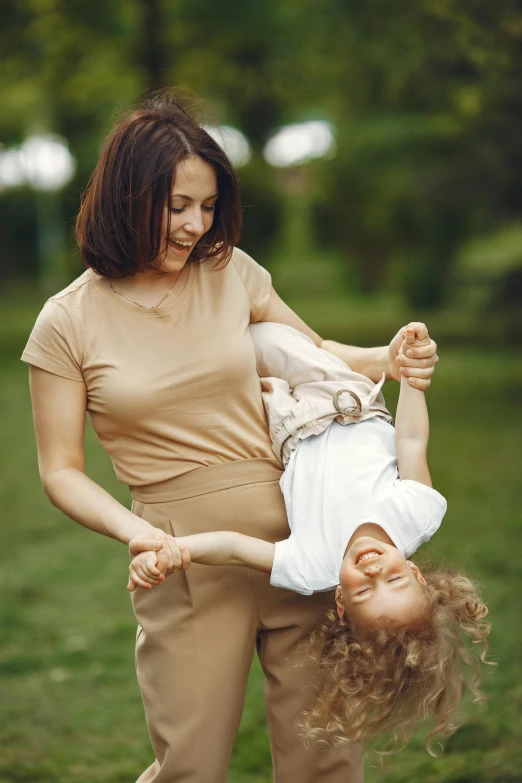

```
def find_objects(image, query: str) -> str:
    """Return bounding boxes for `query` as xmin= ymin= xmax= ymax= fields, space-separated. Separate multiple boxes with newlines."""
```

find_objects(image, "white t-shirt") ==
xmin=271 ymin=417 xmax=447 ymax=595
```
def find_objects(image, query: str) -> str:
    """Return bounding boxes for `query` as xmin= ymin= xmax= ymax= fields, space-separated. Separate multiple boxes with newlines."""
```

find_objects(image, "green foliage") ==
xmin=459 ymin=224 xmax=522 ymax=277
xmin=2 ymin=0 xmax=522 ymax=313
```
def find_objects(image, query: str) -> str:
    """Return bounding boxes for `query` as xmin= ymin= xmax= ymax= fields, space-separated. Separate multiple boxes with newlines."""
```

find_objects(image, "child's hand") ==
xmin=128 ymin=549 xmax=164 ymax=591
xmin=395 ymin=323 xmax=438 ymax=389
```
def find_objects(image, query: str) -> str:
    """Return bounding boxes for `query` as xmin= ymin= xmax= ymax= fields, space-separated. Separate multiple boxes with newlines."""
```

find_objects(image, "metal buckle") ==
xmin=333 ymin=389 xmax=363 ymax=417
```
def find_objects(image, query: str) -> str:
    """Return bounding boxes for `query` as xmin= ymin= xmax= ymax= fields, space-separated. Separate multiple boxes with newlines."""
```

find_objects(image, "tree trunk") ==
xmin=137 ymin=0 xmax=168 ymax=90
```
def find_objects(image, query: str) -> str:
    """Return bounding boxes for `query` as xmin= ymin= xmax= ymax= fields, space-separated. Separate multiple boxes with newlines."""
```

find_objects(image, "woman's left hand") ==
xmin=388 ymin=322 xmax=438 ymax=390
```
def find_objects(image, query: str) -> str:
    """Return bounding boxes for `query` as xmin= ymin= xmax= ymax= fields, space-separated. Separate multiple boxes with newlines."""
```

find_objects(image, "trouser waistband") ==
xmin=129 ymin=457 xmax=283 ymax=504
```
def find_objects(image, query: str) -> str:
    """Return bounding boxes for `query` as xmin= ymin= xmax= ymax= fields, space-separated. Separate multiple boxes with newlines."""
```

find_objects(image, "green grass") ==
xmin=1 ymin=298 xmax=521 ymax=782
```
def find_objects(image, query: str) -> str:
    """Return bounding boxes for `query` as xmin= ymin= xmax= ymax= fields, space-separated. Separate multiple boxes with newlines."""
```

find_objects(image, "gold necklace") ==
xmin=109 ymin=269 xmax=184 ymax=310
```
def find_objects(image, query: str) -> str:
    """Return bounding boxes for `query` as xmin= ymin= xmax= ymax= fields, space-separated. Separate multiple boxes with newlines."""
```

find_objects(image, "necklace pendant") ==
xmin=109 ymin=268 xmax=182 ymax=310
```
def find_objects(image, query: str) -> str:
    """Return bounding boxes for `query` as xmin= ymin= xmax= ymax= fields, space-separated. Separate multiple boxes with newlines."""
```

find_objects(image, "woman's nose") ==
xmin=184 ymin=209 xmax=205 ymax=234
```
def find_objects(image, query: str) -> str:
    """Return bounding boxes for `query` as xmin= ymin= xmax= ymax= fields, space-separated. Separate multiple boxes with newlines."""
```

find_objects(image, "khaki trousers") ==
xmin=130 ymin=458 xmax=363 ymax=783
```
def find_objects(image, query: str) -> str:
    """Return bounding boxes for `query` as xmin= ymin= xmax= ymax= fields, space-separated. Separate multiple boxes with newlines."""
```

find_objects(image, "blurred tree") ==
xmin=298 ymin=0 xmax=522 ymax=306
xmin=137 ymin=0 xmax=169 ymax=90
xmin=0 ymin=0 xmax=522 ymax=316
xmin=0 ymin=189 xmax=39 ymax=284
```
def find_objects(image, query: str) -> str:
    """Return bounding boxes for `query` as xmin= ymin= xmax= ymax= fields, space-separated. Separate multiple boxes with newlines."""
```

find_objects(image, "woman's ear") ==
xmin=407 ymin=560 xmax=427 ymax=586
xmin=335 ymin=585 xmax=345 ymax=620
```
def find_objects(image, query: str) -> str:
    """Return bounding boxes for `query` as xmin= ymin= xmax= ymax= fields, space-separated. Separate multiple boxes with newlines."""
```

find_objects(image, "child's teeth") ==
xmin=358 ymin=551 xmax=381 ymax=563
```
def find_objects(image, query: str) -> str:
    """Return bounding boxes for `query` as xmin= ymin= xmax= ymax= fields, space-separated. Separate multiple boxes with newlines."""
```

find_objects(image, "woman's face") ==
xmin=337 ymin=536 xmax=427 ymax=626
xmin=158 ymin=154 xmax=218 ymax=273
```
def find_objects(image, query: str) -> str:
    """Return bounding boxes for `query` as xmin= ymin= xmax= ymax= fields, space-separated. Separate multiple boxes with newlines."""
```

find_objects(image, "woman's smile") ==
xmin=167 ymin=237 xmax=195 ymax=257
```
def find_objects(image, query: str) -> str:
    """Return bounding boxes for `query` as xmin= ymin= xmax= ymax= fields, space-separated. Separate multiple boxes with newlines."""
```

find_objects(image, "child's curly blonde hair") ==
xmin=300 ymin=564 xmax=493 ymax=755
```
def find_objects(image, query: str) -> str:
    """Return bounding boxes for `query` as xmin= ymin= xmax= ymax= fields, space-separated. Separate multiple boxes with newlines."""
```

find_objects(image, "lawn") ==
xmin=1 ymin=297 xmax=521 ymax=782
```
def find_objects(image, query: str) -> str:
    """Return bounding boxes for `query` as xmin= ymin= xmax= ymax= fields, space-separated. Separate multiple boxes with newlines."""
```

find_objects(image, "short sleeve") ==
xmin=377 ymin=480 xmax=447 ymax=557
xmin=21 ymin=299 xmax=84 ymax=382
xmin=271 ymin=537 xmax=314 ymax=595
xmin=399 ymin=480 xmax=447 ymax=533
xmin=231 ymin=247 xmax=272 ymax=322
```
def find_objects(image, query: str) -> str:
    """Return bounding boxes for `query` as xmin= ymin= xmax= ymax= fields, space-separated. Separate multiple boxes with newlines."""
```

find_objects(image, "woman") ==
xmin=22 ymin=95 xmax=438 ymax=783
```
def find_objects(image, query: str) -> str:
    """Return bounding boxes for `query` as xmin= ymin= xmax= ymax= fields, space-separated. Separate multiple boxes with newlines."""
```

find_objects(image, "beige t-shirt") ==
xmin=22 ymin=248 xmax=277 ymax=486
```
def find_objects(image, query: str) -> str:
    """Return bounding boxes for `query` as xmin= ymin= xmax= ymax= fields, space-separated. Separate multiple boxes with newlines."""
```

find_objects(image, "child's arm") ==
xmin=128 ymin=531 xmax=275 ymax=590
xmin=176 ymin=531 xmax=275 ymax=571
xmin=395 ymin=326 xmax=432 ymax=487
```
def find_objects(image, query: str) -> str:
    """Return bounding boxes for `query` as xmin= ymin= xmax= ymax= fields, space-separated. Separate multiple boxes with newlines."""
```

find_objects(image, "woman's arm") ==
xmin=260 ymin=290 xmax=438 ymax=386
xmin=394 ymin=328 xmax=432 ymax=487
xmin=29 ymin=366 xmax=166 ymax=545
xmin=260 ymin=287 xmax=323 ymax=345
xmin=174 ymin=531 xmax=275 ymax=572
xmin=320 ymin=341 xmax=389 ymax=383
xmin=322 ymin=323 xmax=437 ymax=386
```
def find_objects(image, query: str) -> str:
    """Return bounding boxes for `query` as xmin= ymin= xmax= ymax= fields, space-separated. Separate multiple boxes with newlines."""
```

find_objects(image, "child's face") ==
xmin=337 ymin=536 xmax=427 ymax=626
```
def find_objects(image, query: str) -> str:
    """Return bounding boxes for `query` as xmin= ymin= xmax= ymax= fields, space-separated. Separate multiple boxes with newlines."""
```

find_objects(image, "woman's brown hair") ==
xmin=299 ymin=564 xmax=493 ymax=756
xmin=75 ymin=93 xmax=242 ymax=278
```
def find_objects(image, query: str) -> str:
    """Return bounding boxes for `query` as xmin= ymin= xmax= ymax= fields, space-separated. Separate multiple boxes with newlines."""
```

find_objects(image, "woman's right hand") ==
xmin=127 ymin=533 xmax=191 ymax=591
xmin=389 ymin=322 xmax=438 ymax=389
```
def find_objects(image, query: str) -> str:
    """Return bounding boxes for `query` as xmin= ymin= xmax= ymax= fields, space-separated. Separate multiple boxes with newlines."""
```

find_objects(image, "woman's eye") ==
xmin=357 ymin=588 xmax=370 ymax=596
xmin=170 ymin=205 xmax=215 ymax=214
xmin=388 ymin=576 xmax=402 ymax=583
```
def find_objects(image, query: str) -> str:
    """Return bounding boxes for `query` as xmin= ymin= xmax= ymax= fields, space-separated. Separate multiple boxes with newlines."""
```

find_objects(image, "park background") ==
xmin=1 ymin=1 xmax=521 ymax=781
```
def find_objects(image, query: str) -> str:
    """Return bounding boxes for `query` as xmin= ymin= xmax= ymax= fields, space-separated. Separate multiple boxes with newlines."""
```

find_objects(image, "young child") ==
xmin=128 ymin=322 xmax=491 ymax=754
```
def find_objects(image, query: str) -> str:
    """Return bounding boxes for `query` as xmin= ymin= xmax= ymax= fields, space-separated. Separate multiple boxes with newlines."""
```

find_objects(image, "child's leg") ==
xmin=250 ymin=321 xmax=359 ymax=387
